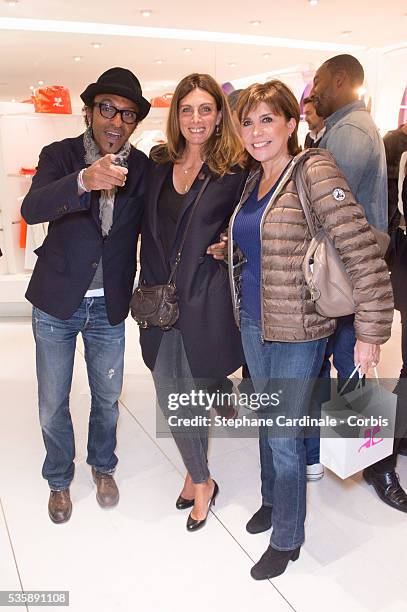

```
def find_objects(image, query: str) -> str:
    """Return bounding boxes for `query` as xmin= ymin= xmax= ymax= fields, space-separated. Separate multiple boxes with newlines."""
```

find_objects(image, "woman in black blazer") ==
xmin=139 ymin=74 xmax=247 ymax=530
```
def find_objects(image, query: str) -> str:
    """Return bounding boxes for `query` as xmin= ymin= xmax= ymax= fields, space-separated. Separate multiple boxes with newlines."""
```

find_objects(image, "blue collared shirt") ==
xmin=319 ymin=100 xmax=388 ymax=230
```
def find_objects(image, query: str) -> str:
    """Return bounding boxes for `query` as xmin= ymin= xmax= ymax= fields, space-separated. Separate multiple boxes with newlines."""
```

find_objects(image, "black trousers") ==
xmin=371 ymin=317 xmax=407 ymax=473
xmin=388 ymin=179 xmax=402 ymax=238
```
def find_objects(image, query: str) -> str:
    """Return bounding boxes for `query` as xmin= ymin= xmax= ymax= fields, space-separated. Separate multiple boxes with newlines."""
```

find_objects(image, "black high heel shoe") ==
xmin=175 ymin=495 xmax=195 ymax=510
xmin=250 ymin=545 xmax=300 ymax=580
xmin=186 ymin=480 xmax=219 ymax=532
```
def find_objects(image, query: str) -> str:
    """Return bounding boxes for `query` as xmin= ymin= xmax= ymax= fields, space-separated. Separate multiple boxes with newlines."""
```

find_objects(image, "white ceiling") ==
xmin=0 ymin=0 xmax=406 ymax=108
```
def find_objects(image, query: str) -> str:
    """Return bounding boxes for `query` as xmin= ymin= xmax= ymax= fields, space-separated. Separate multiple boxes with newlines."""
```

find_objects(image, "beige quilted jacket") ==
xmin=228 ymin=149 xmax=393 ymax=344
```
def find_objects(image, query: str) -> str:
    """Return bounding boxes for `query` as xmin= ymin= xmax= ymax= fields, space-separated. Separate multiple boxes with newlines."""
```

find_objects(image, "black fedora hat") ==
xmin=81 ymin=67 xmax=151 ymax=121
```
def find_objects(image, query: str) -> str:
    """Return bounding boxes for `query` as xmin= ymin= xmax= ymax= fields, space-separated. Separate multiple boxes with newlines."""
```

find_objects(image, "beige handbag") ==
xmin=295 ymin=155 xmax=390 ymax=318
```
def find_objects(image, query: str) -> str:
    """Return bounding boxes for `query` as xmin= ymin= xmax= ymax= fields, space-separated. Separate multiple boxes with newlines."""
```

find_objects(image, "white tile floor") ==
xmin=0 ymin=314 xmax=406 ymax=612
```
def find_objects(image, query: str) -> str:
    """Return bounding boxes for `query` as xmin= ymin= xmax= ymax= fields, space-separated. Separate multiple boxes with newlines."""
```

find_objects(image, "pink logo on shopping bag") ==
xmin=358 ymin=426 xmax=383 ymax=452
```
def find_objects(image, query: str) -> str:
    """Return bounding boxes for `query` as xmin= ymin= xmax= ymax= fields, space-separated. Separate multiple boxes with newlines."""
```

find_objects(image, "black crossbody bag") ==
xmin=130 ymin=175 xmax=210 ymax=330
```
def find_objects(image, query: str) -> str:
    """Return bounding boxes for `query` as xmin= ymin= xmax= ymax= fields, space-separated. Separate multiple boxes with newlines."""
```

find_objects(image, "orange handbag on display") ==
xmin=150 ymin=93 xmax=173 ymax=108
xmin=33 ymin=86 xmax=72 ymax=114
xmin=19 ymin=219 xmax=27 ymax=249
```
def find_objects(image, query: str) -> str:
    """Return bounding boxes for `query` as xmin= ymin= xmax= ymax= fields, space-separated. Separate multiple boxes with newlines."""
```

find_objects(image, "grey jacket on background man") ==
xmin=319 ymin=100 xmax=388 ymax=231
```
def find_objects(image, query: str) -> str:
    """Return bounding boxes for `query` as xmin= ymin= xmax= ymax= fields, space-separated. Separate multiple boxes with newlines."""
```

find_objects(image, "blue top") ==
xmin=319 ymin=100 xmax=388 ymax=231
xmin=234 ymin=181 xmax=279 ymax=322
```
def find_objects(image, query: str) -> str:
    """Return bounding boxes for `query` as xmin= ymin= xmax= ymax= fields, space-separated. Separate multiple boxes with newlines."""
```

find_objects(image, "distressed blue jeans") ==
xmin=32 ymin=297 xmax=124 ymax=490
xmin=240 ymin=311 xmax=327 ymax=551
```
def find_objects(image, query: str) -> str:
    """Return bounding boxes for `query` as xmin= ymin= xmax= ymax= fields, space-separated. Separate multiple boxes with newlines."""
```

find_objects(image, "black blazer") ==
xmin=21 ymin=134 xmax=149 ymax=325
xmin=139 ymin=160 xmax=248 ymax=378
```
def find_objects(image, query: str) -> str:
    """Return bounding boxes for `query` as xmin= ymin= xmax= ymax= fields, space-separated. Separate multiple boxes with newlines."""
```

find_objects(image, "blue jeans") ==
xmin=304 ymin=316 xmax=357 ymax=464
xmin=32 ymin=297 xmax=125 ymax=490
xmin=325 ymin=314 xmax=357 ymax=389
xmin=240 ymin=311 xmax=327 ymax=551
xmin=304 ymin=356 xmax=332 ymax=464
xmin=304 ymin=428 xmax=321 ymax=465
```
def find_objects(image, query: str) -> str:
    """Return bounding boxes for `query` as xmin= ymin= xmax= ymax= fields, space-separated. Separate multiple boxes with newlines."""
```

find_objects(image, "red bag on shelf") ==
xmin=20 ymin=219 xmax=27 ymax=249
xmin=150 ymin=93 xmax=173 ymax=108
xmin=19 ymin=167 xmax=37 ymax=176
xmin=33 ymin=86 xmax=72 ymax=114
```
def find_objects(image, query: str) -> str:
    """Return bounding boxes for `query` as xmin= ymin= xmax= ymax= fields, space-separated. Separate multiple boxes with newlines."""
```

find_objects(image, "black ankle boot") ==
xmin=251 ymin=545 xmax=300 ymax=580
xmin=246 ymin=505 xmax=272 ymax=534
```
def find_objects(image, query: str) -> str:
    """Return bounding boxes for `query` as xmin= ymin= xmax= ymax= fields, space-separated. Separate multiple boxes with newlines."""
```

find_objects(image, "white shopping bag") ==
xmin=320 ymin=367 xmax=397 ymax=479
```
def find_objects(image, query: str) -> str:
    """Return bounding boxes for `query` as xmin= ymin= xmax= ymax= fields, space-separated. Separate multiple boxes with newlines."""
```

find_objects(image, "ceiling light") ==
xmin=341 ymin=30 xmax=352 ymax=37
xmin=29 ymin=85 xmax=34 ymax=90
xmin=91 ymin=42 xmax=101 ymax=48
xmin=73 ymin=55 xmax=82 ymax=62
xmin=250 ymin=20 xmax=261 ymax=26
xmin=11 ymin=98 xmax=16 ymax=102
xmin=155 ymin=59 xmax=164 ymax=64
xmin=0 ymin=18 xmax=366 ymax=53
xmin=228 ymin=62 xmax=237 ymax=68
xmin=183 ymin=47 xmax=192 ymax=53
xmin=140 ymin=9 xmax=152 ymax=17
xmin=308 ymin=0 xmax=318 ymax=5
xmin=38 ymin=80 xmax=44 ymax=85
xmin=6 ymin=1 xmax=18 ymax=6
xmin=263 ymin=53 xmax=270 ymax=59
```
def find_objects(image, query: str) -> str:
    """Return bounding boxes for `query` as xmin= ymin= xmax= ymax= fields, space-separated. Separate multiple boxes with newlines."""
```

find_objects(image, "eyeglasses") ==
xmin=93 ymin=102 xmax=138 ymax=125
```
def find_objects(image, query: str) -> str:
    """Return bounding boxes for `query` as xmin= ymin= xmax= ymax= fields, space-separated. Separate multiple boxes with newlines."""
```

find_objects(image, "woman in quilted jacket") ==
xmin=222 ymin=81 xmax=393 ymax=580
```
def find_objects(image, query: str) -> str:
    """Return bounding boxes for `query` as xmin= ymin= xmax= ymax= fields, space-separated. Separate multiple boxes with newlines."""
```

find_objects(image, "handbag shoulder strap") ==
xmin=168 ymin=174 xmax=211 ymax=284
xmin=294 ymin=156 xmax=318 ymax=238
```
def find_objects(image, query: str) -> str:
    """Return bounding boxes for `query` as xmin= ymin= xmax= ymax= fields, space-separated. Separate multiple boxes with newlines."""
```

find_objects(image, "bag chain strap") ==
xmin=167 ymin=174 xmax=211 ymax=286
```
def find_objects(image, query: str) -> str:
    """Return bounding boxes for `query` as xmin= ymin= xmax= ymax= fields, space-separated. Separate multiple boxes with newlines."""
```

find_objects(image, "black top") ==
xmin=304 ymin=132 xmax=323 ymax=149
xmin=383 ymin=127 xmax=407 ymax=179
xmin=157 ymin=170 xmax=187 ymax=261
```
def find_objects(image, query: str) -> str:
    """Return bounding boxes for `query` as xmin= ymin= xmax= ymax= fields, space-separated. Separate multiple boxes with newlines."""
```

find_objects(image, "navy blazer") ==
xmin=21 ymin=134 xmax=149 ymax=325
xmin=139 ymin=160 xmax=248 ymax=378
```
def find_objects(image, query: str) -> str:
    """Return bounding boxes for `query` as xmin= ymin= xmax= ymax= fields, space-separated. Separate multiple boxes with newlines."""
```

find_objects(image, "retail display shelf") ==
xmin=6 ymin=174 xmax=33 ymax=178
xmin=0 ymin=273 xmax=30 ymax=303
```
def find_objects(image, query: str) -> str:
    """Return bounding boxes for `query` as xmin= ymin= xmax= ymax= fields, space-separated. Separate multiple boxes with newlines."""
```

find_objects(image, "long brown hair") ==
xmin=236 ymin=80 xmax=302 ymax=168
xmin=151 ymin=73 xmax=243 ymax=176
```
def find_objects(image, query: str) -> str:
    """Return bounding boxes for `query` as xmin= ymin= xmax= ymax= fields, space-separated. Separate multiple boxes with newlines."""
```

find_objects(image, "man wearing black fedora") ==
xmin=21 ymin=67 xmax=151 ymax=523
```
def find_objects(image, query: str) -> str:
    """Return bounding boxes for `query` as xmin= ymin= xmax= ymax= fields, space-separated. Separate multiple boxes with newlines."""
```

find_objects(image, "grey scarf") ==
xmin=83 ymin=127 xmax=131 ymax=236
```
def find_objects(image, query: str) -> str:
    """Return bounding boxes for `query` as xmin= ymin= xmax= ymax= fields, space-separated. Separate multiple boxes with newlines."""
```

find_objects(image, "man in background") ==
xmin=384 ymin=122 xmax=407 ymax=235
xmin=303 ymin=96 xmax=325 ymax=148
xmin=311 ymin=55 xmax=407 ymax=512
xmin=227 ymin=89 xmax=243 ymax=134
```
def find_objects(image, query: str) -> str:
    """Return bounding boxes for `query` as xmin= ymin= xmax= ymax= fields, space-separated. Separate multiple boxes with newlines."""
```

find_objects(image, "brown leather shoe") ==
xmin=48 ymin=489 xmax=72 ymax=524
xmin=91 ymin=467 xmax=119 ymax=508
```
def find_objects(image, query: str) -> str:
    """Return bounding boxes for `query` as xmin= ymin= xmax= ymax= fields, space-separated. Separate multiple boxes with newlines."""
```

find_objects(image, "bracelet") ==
xmin=77 ymin=168 xmax=91 ymax=193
